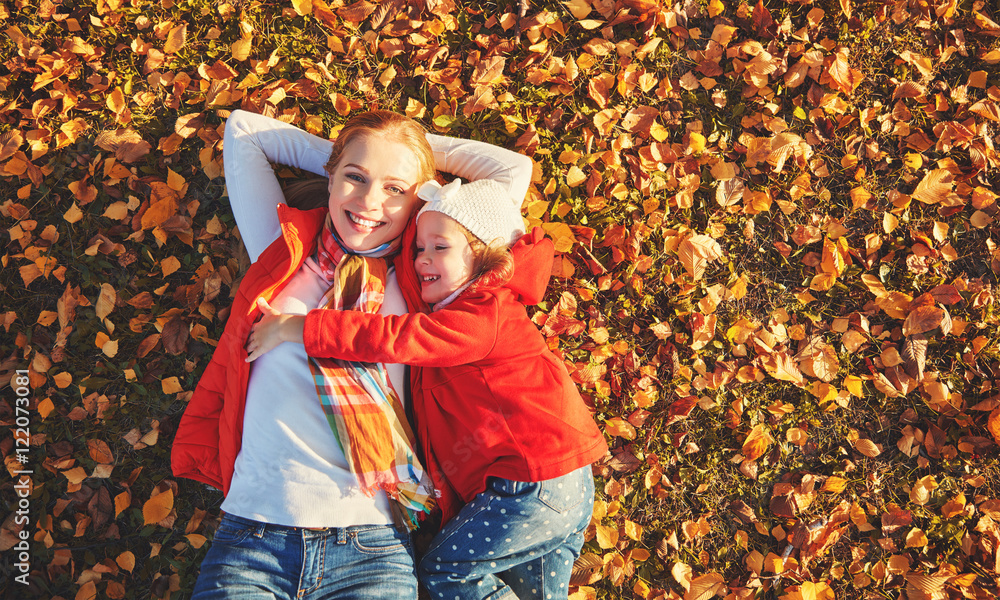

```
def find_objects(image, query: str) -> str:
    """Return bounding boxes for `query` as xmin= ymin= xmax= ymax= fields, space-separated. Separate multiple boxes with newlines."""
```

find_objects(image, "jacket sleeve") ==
xmin=302 ymin=294 xmax=500 ymax=367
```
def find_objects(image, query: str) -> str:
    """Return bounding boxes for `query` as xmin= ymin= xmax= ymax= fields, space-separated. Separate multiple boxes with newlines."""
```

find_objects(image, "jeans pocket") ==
xmin=538 ymin=469 xmax=589 ymax=514
xmin=350 ymin=526 xmax=411 ymax=556
xmin=211 ymin=515 xmax=258 ymax=546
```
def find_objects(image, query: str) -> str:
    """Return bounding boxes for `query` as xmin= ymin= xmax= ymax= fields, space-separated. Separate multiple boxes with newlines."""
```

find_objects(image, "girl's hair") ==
xmin=459 ymin=226 xmax=515 ymax=291
xmin=324 ymin=110 xmax=436 ymax=183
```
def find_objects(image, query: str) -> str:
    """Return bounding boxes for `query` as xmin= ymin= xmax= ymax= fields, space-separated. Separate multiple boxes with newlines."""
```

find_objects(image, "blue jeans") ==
xmin=191 ymin=514 xmax=417 ymax=600
xmin=418 ymin=466 xmax=595 ymax=600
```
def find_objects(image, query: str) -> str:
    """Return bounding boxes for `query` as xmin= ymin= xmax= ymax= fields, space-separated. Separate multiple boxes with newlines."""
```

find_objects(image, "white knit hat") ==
xmin=416 ymin=178 xmax=525 ymax=247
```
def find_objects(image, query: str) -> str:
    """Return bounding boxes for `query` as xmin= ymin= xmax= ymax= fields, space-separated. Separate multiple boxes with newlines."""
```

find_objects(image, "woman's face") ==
xmin=327 ymin=135 xmax=423 ymax=252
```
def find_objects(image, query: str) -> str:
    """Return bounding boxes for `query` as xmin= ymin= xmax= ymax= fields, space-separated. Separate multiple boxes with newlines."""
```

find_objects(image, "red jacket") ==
xmin=171 ymin=204 xmax=333 ymax=492
xmin=302 ymin=227 xmax=609 ymax=522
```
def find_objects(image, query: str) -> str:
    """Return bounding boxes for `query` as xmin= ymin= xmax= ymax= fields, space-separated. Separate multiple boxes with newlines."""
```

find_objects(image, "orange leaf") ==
xmin=912 ymin=169 xmax=955 ymax=204
xmin=143 ymin=488 xmax=174 ymax=525
xmin=684 ymin=573 xmax=724 ymax=600
xmin=76 ymin=581 xmax=97 ymax=600
xmin=678 ymin=234 xmax=724 ymax=281
xmin=64 ymin=202 xmax=84 ymax=223
xmin=604 ymin=417 xmax=636 ymax=440
xmin=116 ymin=550 xmax=136 ymax=572
xmin=987 ymin=408 xmax=1000 ymax=444
xmin=114 ymin=490 xmax=131 ymax=517
xmin=742 ymin=424 xmax=773 ymax=461
xmin=87 ymin=439 xmax=114 ymax=464
xmin=164 ymin=23 xmax=187 ymax=54
xmin=854 ymin=439 xmax=880 ymax=457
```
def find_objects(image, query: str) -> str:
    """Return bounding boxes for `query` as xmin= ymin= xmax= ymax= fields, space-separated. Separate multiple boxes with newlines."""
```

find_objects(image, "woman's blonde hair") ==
xmin=324 ymin=110 xmax=435 ymax=183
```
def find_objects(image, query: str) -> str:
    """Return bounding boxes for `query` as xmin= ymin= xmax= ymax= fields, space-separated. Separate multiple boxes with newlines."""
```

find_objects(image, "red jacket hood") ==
xmin=505 ymin=227 xmax=554 ymax=305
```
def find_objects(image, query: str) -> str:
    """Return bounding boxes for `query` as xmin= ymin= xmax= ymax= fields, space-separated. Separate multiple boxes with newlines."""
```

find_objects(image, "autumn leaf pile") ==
xmin=3 ymin=0 xmax=1000 ymax=597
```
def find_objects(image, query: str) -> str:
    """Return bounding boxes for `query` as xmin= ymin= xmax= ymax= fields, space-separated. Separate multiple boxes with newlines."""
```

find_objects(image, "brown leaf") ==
xmin=854 ymin=438 xmax=881 ymax=457
xmin=716 ymin=177 xmax=745 ymax=207
xmin=87 ymin=439 xmax=114 ymax=464
xmin=95 ymin=128 xmax=152 ymax=163
xmin=902 ymin=305 xmax=944 ymax=336
xmin=570 ymin=553 xmax=603 ymax=585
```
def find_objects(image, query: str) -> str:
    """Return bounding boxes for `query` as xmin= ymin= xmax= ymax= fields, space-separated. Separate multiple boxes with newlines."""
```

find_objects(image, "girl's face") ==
xmin=327 ymin=135 xmax=422 ymax=252
xmin=414 ymin=211 xmax=475 ymax=305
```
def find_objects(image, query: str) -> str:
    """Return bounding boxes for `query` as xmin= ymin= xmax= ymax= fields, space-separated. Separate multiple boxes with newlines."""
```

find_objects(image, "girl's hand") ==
xmin=245 ymin=298 xmax=304 ymax=362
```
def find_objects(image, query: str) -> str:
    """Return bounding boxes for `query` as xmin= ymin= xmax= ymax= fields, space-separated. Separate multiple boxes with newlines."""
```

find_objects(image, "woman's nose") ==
xmin=358 ymin=185 xmax=383 ymax=210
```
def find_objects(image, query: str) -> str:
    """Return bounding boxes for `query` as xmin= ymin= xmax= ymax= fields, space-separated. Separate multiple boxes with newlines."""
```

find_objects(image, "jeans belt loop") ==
xmin=337 ymin=527 xmax=348 ymax=545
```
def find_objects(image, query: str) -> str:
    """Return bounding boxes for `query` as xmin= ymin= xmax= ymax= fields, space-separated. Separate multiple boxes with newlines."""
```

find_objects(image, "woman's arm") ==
xmin=223 ymin=110 xmax=333 ymax=262
xmin=428 ymin=134 xmax=533 ymax=206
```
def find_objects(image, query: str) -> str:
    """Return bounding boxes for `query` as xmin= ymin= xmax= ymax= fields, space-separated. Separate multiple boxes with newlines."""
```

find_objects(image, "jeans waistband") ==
xmin=220 ymin=512 xmax=402 ymax=535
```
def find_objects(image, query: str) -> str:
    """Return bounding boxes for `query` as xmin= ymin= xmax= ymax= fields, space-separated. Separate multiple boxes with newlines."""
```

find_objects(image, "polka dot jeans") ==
xmin=418 ymin=466 xmax=594 ymax=600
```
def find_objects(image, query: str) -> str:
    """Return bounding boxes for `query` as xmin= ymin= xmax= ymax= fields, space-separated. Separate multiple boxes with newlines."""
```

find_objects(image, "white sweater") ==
xmin=217 ymin=110 xmax=533 ymax=527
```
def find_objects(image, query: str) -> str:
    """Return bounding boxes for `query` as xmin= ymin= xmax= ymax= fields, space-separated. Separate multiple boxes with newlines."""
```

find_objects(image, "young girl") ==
xmin=246 ymin=177 xmax=609 ymax=600
xmin=171 ymin=109 xmax=533 ymax=600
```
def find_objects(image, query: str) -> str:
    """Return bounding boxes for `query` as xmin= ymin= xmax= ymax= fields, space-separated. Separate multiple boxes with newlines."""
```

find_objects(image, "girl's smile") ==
xmin=414 ymin=211 xmax=475 ymax=305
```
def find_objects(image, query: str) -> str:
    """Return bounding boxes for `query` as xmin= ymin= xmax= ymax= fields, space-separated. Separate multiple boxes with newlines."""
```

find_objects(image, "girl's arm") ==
xmin=245 ymin=296 xmax=502 ymax=367
xmin=223 ymin=110 xmax=333 ymax=262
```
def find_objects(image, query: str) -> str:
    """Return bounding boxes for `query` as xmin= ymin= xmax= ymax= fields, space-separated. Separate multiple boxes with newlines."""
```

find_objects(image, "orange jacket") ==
xmin=302 ymin=228 xmax=608 ymax=522
xmin=171 ymin=204 xmax=332 ymax=492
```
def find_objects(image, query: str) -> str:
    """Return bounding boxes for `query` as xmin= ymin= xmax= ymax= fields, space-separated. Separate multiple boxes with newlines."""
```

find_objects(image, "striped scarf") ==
xmin=310 ymin=215 xmax=434 ymax=529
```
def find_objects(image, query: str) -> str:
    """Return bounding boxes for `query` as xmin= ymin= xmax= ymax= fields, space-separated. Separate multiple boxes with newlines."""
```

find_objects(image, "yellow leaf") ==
xmin=143 ymin=488 xmax=174 ymax=525
xmin=95 ymin=283 xmax=116 ymax=320
xmin=161 ymin=376 xmax=183 ymax=394
xmin=707 ymin=0 xmax=724 ymax=17
xmin=164 ymin=23 xmax=187 ymax=54
xmin=684 ymin=573 xmax=724 ymax=600
xmin=905 ymin=527 xmax=928 ymax=548
xmin=53 ymin=372 xmax=72 ymax=388
xmin=678 ymin=234 xmax=724 ymax=281
xmin=186 ymin=533 xmax=208 ymax=548
xmin=63 ymin=466 xmax=88 ymax=485
xmin=595 ymin=524 xmax=618 ymax=549
xmin=64 ymin=202 xmax=84 ymax=223
xmin=232 ymin=35 xmax=253 ymax=62
xmin=102 ymin=339 xmax=119 ymax=358
xmin=292 ymin=0 xmax=313 ymax=15
xmin=688 ymin=132 xmax=706 ymax=154
xmin=167 ymin=167 xmax=186 ymax=191
xmin=162 ymin=256 xmax=181 ymax=277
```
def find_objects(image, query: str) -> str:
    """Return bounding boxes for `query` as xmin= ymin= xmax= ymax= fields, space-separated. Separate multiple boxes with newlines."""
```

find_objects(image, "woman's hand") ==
xmin=245 ymin=298 xmax=305 ymax=362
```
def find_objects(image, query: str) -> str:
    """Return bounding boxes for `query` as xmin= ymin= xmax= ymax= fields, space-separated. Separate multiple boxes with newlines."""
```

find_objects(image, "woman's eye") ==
xmin=346 ymin=173 xmax=365 ymax=183
xmin=387 ymin=186 xmax=404 ymax=194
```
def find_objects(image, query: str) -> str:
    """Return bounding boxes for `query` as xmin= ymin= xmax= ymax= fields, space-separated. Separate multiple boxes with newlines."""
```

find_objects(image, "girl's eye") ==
xmin=387 ymin=186 xmax=404 ymax=194
xmin=346 ymin=173 xmax=365 ymax=183
xmin=435 ymin=245 xmax=448 ymax=251
xmin=415 ymin=247 xmax=424 ymax=254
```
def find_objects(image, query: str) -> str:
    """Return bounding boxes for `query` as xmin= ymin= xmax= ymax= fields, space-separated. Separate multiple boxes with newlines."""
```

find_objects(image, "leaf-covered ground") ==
xmin=3 ymin=0 xmax=1000 ymax=598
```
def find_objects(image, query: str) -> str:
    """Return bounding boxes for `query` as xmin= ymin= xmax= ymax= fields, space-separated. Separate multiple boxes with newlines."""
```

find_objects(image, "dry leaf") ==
xmin=143 ymin=489 xmax=173 ymax=525
xmin=678 ymin=234 xmax=724 ymax=281
xmin=854 ymin=438 xmax=880 ymax=457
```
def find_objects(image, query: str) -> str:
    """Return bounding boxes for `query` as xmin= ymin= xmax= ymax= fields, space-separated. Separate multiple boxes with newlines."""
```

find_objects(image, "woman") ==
xmin=171 ymin=109 xmax=532 ymax=599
